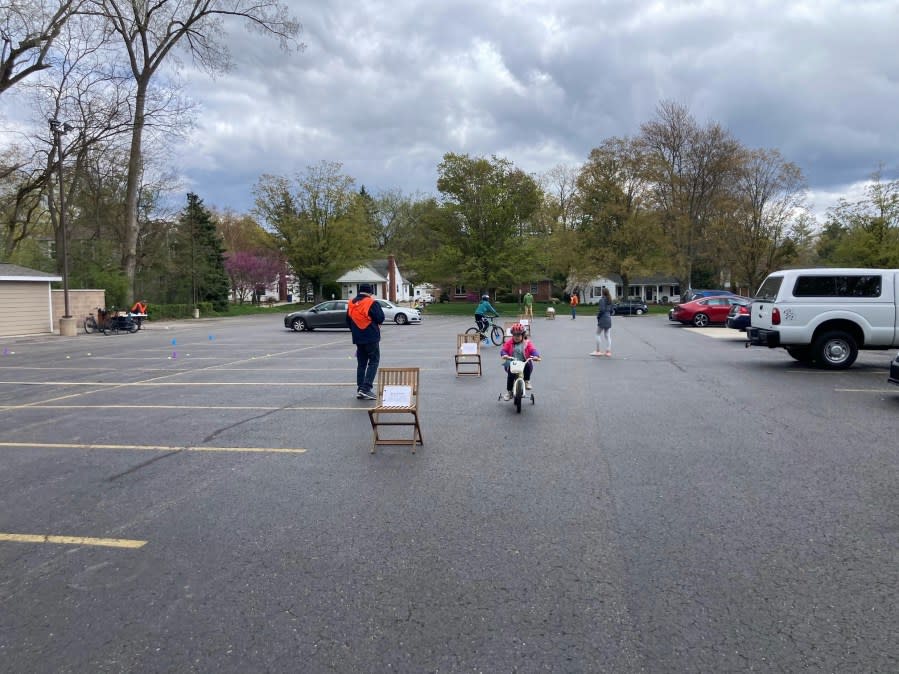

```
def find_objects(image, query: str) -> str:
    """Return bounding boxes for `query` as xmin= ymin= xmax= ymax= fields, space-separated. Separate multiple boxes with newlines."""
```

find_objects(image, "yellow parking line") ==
xmin=0 ymin=533 xmax=146 ymax=549
xmin=0 ymin=381 xmax=355 ymax=386
xmin=0 ymin=442 xmax=307 ymax=454
xmin=0 ymin=405 xmax=369 ymax=411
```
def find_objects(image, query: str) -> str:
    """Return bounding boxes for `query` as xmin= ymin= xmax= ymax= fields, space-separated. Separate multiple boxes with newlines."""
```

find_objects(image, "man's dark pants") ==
xmin=356 ymin=342 xmax=380 ymax=393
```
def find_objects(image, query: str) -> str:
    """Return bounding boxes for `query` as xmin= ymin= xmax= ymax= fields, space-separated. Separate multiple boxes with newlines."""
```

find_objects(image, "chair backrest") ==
xmin=376 ymin=367 xmax=419 ymax=407
xmin=457 ymin=333 xmax=481 ymax=352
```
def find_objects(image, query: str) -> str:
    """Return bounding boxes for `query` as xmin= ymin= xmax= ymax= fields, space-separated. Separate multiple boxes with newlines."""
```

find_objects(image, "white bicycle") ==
xmin=499 ymin=356 xmax=540 ymax=413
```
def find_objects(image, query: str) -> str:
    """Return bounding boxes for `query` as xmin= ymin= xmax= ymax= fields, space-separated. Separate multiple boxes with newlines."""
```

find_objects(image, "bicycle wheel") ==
xmin=465 ymin=326 xmax=483 ymax=340
xmin=489 ymin=325 xmax=504 ymax=346
xmin=83 ymin=316 xmax=97 ymax=334
xmin=513 ymin=379 xmax=523 ymax=413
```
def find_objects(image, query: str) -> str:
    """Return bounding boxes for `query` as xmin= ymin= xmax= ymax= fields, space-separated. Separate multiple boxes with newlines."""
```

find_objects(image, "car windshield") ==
xmin=754 ymin=276 xmax=782 ymax=302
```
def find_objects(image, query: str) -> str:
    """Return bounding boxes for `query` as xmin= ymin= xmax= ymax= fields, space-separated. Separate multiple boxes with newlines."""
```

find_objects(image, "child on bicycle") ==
xmin=500 ymin=322 xmax=541 ymax=400
xmin=474 ymin=294 xmax=498 ymax=333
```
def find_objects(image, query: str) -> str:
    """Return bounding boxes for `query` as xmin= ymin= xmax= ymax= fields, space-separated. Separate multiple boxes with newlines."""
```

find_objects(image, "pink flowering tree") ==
xmin=224 ymin=250 xmax=285 ymax=303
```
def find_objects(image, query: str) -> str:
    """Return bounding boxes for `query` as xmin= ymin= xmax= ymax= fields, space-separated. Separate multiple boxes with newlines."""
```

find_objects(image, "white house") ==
xmin=576 ymin=273 xmax=682 ymax=304
xmin=336 ymin=256 xmax=412 ymax=302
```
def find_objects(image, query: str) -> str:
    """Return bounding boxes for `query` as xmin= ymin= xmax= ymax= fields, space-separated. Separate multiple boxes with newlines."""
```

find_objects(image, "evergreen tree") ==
xmin=172 ymin=193 xmax=230 ymax=311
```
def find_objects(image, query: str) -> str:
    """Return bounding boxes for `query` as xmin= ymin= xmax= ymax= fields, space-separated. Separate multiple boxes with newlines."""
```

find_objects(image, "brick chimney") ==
xmin=387 ymin=255 xmax=397 ymax=302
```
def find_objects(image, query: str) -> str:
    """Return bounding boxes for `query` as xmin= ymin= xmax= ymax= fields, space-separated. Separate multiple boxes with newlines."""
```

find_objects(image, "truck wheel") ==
xmin=812 ymin=331 xmax=858 ymax=370
xmin=786 ymin=346 xmax=813 ymax=363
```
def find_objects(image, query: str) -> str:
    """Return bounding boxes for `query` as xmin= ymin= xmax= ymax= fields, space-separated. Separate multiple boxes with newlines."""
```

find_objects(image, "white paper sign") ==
xmin=382 ymin=385 xmax=412 ymax=407
xmin=459 ymin=343 xmax=478 ymax=354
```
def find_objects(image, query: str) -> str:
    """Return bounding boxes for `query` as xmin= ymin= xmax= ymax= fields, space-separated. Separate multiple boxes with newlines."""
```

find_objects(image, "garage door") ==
xmin=0 ymin=281 xmax=53 ymax=336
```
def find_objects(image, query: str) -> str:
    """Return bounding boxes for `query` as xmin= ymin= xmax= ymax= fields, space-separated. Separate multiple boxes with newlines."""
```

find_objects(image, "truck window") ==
xmin=793 ymin=275 xmax=881 ymax=297
xmin=754 ymin=276 xmax=782 ymax=301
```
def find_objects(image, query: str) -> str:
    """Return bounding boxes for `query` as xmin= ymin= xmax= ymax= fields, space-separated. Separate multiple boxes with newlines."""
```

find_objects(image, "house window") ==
xmin=455 ymin=285 xmax=466 ymax=296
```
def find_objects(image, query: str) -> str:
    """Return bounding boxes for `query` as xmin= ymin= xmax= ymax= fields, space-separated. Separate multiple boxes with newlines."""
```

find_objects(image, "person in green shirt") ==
xmin=523 ymin=291 xmax=534 ymax=320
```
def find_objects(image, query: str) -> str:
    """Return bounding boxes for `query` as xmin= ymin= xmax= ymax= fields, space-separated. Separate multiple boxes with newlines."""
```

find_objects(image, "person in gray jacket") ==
xmin=591 ymin=287 xmax=614 ymax=357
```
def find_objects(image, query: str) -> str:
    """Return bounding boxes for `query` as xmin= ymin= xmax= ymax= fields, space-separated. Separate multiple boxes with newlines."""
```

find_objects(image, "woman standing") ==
xmin=591 ymin=287 xmax=613 ymax=357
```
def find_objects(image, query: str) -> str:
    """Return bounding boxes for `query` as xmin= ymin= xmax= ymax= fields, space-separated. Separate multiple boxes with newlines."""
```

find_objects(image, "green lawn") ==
xmin=183 ymin=299 xmax=671 ymax=320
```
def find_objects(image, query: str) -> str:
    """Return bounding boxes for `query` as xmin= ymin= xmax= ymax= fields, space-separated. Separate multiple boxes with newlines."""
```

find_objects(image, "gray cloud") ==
xmin=158 ymin=0 xmax=899 ymax=213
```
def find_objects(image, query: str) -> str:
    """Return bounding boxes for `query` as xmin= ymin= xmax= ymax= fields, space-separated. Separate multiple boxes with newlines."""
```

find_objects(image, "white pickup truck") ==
xmin=746 ymin=267 xmax=899 ymax=369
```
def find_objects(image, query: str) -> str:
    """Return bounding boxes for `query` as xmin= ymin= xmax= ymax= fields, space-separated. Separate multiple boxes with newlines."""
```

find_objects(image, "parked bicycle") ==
xmin=465 ymin=313 xmax=504 ymax=346
xmin=83 ymin=308 xmax=138 ymax=335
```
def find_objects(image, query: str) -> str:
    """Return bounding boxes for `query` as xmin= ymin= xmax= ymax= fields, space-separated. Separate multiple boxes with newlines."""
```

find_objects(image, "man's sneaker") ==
xmin=525 ymin=381 xmax=533 ymax=390
xmin=359 ymin=389 xmax=376 ymax=400
xmin=502 ymin=391 xmax=512 ymax=401
xmin=356 ymin=389 xmax=364 ymax=399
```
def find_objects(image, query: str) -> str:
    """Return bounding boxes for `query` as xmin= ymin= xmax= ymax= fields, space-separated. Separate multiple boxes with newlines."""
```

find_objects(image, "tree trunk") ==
xmin=122 ymin=81 xmax=148 ymax=305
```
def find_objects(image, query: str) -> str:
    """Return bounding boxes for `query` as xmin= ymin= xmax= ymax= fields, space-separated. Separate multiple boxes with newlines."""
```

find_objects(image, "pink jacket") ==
xmin=501 ymin=338 xmax=540 ymax=360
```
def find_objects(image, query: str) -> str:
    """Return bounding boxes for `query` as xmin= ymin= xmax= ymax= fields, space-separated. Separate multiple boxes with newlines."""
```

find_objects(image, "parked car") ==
xmin=747 ymin=267 xmax=899 ymax=370
xmin=681 ymin=289 xmax=737 ymax=303
xmin=669 ymin=296 xmax=751 ymax=327
xmin=375 ymin=299 xmax=421 ymax=325
xmin=284 ymin=298 xmax=421 ymax=331
xmin=889 ymin=352 xmax=899 ymax=386
xmin=612 ymin=300 xmax=649 ymax=316
xmin=726 ymin=301 xmax=751 ymax=331
xmin=284 ymin=300 xmax=349 ymax=331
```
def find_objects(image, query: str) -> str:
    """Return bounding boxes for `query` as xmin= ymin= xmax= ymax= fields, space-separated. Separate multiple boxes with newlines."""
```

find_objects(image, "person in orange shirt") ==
xmin=345 ymin=284 xmax=385 ymax=400
xmin=130 ymin=300 xmax=148 ymax=329
xmin=569 ymin=292 xmax=579 ymax=319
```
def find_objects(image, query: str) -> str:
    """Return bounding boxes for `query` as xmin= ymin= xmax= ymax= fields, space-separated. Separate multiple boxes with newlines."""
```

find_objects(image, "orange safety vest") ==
xmin=570 ymin=295 xmax=579 ymax=306
xmin=347 ymin=296 xmax=375 ymax=329
xmin=131 ymin=302 xmax=146 ymax=314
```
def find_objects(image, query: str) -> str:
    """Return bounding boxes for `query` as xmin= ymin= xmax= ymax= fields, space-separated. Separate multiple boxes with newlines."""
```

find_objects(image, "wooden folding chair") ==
xmin=368 ymin=367 xmax=423 ymax=453
xmin=455 ymin=333 xmax=482 ymax=377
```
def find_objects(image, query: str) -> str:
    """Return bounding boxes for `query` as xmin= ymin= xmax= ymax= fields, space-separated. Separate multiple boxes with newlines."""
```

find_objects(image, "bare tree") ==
xmin=729 ymin=148 xmax=808 ymax=290
xmin=540 ymin=163 xmax=581 ymax=232
xmin=0 ymin=0 xmax=83 ymax=95
xmin=638 ymin=100 xmax=742 ymax=290
xmin=86 ymin=0 xmax=302 ymax=302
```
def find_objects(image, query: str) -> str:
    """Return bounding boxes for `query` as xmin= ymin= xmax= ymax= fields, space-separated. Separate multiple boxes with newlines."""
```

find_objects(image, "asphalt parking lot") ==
xmin=1 ymin=312 xmax=897 ymax=672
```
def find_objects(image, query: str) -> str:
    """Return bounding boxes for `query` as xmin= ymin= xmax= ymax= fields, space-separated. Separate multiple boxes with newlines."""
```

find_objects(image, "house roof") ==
xmin=0 ymin=263 xmax=62 ymax=282
xmin=336 ymin=264 xmax=388 ymax=284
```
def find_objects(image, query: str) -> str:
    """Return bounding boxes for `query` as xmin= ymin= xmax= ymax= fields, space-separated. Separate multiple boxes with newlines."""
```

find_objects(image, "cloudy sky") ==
xmin=14 ymin=0 xmax=899 ymax=219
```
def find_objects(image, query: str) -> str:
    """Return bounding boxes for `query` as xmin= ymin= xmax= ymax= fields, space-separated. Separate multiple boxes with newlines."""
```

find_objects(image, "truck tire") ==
xmin=786 ymin=346 xmax=813 ymax=363
xmin=812 ymin=330 xmax=858 ymax=370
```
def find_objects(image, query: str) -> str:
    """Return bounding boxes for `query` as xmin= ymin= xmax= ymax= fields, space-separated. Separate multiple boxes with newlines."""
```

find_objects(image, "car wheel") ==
xmin=635 ymin=309 xmax=644 ymax=315
xmin=291 ymin=317 xmax=307 ymax=332
xmin=394 ymin=313 xmax=408 ymax=325
xmin=692 ymin=313 xmax=710 ymax=327
xmin=812 ymin=330 xmax=858 ymax=370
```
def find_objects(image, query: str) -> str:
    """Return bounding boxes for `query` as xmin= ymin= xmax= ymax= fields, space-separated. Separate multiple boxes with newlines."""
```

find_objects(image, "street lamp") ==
xmin=49 ymin=118 xmax=75 ymax=334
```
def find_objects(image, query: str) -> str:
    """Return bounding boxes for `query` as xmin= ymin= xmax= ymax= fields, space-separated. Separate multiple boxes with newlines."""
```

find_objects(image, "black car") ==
xmin=725 ymin=301 xmax=751 ymax=331
xmin=612 ymin=300 xmax=649 ymax=316
xmin=889 ymin=352 xmax=899 ymax=386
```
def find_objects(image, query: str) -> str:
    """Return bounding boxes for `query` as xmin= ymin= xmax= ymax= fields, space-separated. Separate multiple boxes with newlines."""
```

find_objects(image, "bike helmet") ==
xmin=510 ymin=322 xmax=526 ymax=336
xmin=481 ymin=294 xmax=490 ymax=300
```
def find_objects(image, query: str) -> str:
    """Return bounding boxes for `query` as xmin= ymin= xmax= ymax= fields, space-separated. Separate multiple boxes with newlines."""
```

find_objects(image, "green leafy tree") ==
xmin=170 ymin=193 xmax=229 ymax=310
xmin=253 ymin=161 xmax=374 ymax=301
xmin=575 ymin=136 xmax=666 ymax=297
xmin=820 ymin=170 xmax=899 ymax=267
xmin=432 ymin=153 xmax=540 ymax=294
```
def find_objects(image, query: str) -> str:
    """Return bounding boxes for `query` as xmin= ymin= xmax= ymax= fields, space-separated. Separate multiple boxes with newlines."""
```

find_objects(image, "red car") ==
xmin=669 ymin=296 xmax=751 ymax=327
